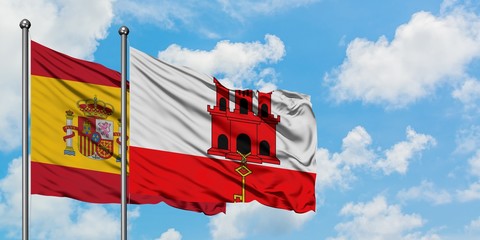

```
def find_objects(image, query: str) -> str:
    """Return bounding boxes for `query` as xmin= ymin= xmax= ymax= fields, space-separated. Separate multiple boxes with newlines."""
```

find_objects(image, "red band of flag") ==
xmin=130 ymin=146 xmax=316 ymax=213
xmin=32 ymin=161 xmax=225 ymax=215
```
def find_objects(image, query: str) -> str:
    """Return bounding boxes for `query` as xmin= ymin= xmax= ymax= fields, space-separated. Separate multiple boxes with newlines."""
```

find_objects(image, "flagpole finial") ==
xmin=19 ymin=19 xmax=31 ymax=29
xmin=118 ymin=26 xmax=129 ymax=36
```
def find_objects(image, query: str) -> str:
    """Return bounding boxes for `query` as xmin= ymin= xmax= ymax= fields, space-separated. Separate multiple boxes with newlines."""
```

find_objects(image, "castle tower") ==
xmin=207 ymin=78 xmax=231 ymax=156
xmin=207 ymin=79 xmax=280 ymax=165
xmin=256 ymin=92 xmax=280 ymax=162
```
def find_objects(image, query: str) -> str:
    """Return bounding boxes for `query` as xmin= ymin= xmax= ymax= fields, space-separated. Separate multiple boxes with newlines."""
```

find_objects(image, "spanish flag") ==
xmin=30 ymin=41 xmax=225 ymax=215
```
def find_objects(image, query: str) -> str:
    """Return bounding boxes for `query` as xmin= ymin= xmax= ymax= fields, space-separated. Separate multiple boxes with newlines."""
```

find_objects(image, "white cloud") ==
xmin=8 ymin=0 xmax=114 ymax=60
xmin=126 ymin=206 xmax=141 ymax=233
xmin=0 ymin=158 xmax=120 ymax=239
xmin=456 ymin=149 xmax=480 ymax=202
xmin=158 ymin=34 xmax=285 ymax=89
xmin=452 ymin=78 xmax=480 ymax=111
xmin=457 ymin=182 xmax=480 ymax=202
xmin=217 ymin=0 xmax=319 ymax=21
xmin=403 ymin=232 xmax=442 ymax=240
xmin=0 ymin=0 xmax=115 ymax=151
xmin=440 ymin=0 xmax=460 ymax=13
xmin=316 ymin=126 xmax=436 ymax=190
xmin=315 ymin=148 xmax=353 ymax=190
xmin=209 ymin=202 xmax=314 ymax=240
xmin=434 ymin=216 xmax=480 ymax=240
xmin=326 ymin=7 xmax=480 ymax=108
xmin=116 ymin=0 xmax=319 ymax=34
xmin=115 ymin=0 xmax=194 ymax=29
xmin=455 ymin=125 xmax=480 ymax=154
xmin=468 ymin=150 xmax=480 ymax=177
xmin=155 ymin=228 xmax=182 ymax=240
xmin=397 ymin=180 xmax=452 ymax=205
xmin=328 ymin=196 xmax=431 ymax=240
xmin=31 ymin=201 xmax=119 ymax=240
xmin=465 ymin=216 xmax=480 ymax=233
xmin=316 ymin=126 xmax=375 ymax=190
xmin=128 ymin=206 xmax=141 ymax=220
xmin=0 ymin=157 xmax=23 ymax=231
xmin=375 ymin=127 xmax=436 ymax=175
xmin=339 ymin=126 xmax=377 ymax=167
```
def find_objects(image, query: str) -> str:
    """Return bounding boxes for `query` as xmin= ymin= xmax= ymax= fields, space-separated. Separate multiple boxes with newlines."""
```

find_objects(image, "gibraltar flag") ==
xmin=129 ymin=48 xmax=317 ymax=213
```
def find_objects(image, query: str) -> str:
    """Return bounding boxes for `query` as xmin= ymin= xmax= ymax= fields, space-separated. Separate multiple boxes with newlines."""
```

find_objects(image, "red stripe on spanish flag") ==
xmin=32 ymin=162 xmax=225 ymax=215
xmin=31 ymin=41 xmax=121 ymax=87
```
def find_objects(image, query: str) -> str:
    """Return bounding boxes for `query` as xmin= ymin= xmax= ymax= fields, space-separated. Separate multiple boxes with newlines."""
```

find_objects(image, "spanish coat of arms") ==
xmin=63 ymin=96 xmax=124 ymax=161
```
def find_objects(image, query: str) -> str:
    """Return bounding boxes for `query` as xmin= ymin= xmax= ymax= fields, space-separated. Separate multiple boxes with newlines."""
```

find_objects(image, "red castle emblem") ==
xmin=207 ymin=78 xmax=281 ymax=165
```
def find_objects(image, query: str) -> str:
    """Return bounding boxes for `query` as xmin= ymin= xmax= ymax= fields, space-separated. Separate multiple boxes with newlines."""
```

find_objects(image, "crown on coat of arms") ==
xmin=76 ymin=96 xmax=114 ymax=119
xmin=65 ymin=109 xmax=74 ymax=117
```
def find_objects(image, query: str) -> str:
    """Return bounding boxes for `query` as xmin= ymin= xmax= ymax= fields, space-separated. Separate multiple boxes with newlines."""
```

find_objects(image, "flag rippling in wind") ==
xmin=129 ymin=47 xmax=317 ymax=213
xmin=30 ymin=41 xmax=225 ymax=215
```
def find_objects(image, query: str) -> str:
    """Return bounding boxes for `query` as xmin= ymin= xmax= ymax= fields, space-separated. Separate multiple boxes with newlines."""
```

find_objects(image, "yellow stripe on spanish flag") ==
xmin=31 ymin=75 xmax=126 ymax=175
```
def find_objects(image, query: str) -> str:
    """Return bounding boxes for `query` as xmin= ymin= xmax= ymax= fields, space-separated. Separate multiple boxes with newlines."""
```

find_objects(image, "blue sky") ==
xmin=1 ymin=0 xmax=480 ymax=239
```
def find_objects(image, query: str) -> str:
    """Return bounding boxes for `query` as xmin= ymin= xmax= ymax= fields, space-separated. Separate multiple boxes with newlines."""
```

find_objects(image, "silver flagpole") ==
xmin=119 ymin=25 xmax=129 ymax=240
xmin=19 ymin=18 xmax=31 ymax=240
